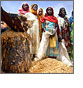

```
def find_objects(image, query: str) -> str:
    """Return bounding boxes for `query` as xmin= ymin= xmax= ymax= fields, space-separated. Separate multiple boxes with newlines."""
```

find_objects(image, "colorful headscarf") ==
xmin=41 ymin=7 xmax=58 ymax=23
xmin=31 ymin=4 xmax=37 ymax=15
xmin=41 ymin=7 xmax=59 ymax=35
xmin=38 ymin=8 xmax=44 ymax=18
xmin=18 ymin=3 xmax=29 ymax=15
xmin=37 ymin=8 xmax=44 ymax=40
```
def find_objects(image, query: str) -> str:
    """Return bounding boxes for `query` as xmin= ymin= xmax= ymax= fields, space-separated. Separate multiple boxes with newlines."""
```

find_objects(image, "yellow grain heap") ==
xmin=29 ymin=58 xmax=73 ymax=73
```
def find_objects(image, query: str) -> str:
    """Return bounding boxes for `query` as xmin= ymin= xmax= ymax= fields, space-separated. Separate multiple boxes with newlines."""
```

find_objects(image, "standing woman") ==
xmin=57 ymin=8 xmax=72 ymax=66
xmin=69 ymin=11 xmax=73 ymax=32
xmin=34 ymin=7 xmax=59 ymax=61
xmin=57 ymin=8 xmax=70 ymax=54
xmin=69 ymin=11 xmax=74 ymax=60
xmin=26 ymin=4 xmax=40 ymax=58
xmin=38 ymin=8 xmax=44 ymax=41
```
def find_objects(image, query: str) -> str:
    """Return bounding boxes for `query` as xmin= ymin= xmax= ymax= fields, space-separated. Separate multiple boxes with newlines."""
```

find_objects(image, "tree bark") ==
xmin=1 ymin=30 xmax=32 ymax=73
xmin=1 ymin=7 xmax=33 ymax=32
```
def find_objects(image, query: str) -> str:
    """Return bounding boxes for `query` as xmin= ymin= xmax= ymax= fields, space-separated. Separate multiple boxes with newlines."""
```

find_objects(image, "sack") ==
xmin=57 ymin=40 xmax=73 ymax=66
xmin=36 ymin=31 xmax=50 ymax=60
xmin=49 ymin=35 xmax=56 ymax=47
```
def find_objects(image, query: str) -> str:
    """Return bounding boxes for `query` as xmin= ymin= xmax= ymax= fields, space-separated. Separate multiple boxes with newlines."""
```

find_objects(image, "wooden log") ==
xmin=1 ymin=7 xmax=33 ymax=32
xmin=1 ymin=29 xmax=32 ymax=73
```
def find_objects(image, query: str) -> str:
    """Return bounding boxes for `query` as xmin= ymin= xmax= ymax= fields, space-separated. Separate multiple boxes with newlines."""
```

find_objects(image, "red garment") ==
xmin=1 ymin=24 xmax=4 ymax=29
xmin=18 ymin=3 xmax=29 ymax=15
xmin=41 ymin=7 xmax=59 ymax=36
xmin=41 ymin=15 xmax=58 ymax=24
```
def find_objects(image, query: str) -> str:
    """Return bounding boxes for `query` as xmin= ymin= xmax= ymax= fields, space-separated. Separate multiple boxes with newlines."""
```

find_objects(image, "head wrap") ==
xmin=41 ymin=7 xmax=58 ymax=23
xmin=31 ymin=4 xmax=38 ymax=15
xmin=38 ymin=8 xmax=44 ymax=18
xmin=18 ymin=3 xmax=29 ymax=15
xmin=41 ymin=7 xmax=59 ymax=36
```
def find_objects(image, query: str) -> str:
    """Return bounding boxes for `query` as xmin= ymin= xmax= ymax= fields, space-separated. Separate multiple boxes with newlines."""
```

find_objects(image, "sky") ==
xmin=1 ymin=1 xmax=73 ymax=17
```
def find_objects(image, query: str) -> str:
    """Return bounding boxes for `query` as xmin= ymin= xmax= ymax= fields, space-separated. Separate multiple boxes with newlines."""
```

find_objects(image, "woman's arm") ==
xmin=42 ymin=22 xmax=46 ymax=32
xmin=50 ymin=26 xmax=57 ymax=38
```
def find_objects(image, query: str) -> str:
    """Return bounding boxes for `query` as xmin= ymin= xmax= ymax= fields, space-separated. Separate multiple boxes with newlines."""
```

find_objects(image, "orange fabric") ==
xmin=31 ymin=4 xmax=37 ymax=15
xmin=37 ymin=8 xmax=44 ymax=40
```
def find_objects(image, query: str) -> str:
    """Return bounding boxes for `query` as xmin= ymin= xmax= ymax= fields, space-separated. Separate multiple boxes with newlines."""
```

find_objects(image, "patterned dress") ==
xmin=58 ymin=16 xmax=70 ymax=53
xmin=70 ymin=22 xmax=73 ymax=60
xmin=69 ymin=16 xmax=73 ymax=32
xmin=42 ymin=20 xmax=59 ymax=57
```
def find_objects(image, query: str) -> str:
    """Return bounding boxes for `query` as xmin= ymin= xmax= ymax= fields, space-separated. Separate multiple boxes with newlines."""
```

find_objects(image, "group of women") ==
xmin=1 ymin=3 xmax=73 ymax=66
xmin=18 ymin=3 xmax=73 ymax=66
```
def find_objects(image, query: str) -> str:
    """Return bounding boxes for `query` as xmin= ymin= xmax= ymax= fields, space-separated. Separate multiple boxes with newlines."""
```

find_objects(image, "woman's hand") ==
xmin=49 ymin=27 xmax=57 ymax=38
xmin=42 ymin=28 xmax=46 ymax=32
xmin=50 ymin=34 xmax=55 ymax=38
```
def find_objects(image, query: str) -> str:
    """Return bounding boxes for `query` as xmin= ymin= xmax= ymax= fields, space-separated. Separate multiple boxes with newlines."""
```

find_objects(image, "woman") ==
xmin=34 ymin=7 xmax=59 ymax=61
xmin=57 ymin=8 xmax=70 ymax=52
xmin=24 ymin=4 xmax=40 ymax=58
xmin=69 ymin=11 xmax=73 ymax=32
xmin=70 ymin=22 xmax=73 ymax=60
xmin=31 ymin=4 xmax=38 ymax=16
xmin=57 ymin=8 xmax=73 ymax=66
xmin=69 ymin=11 xmax=73 ymax=60
xmin=18 ymin=3 xmax=30 ymax=15
xmin=38 ymin=8 xmax=44 ymax=41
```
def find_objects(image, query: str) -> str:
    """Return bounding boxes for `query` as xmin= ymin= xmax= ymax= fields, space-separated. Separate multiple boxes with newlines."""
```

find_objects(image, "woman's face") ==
xmin=22 ymin=4 xmax=29 ymax=11
xmin=32 ymin=4 xmax=38 ymax=11
xmin=47 ymin=8 xmax=53 ymax=16
xmin=60 ymin=8 xmax=66 ymax=17
xmin=38 ymin=9 xmax=43 ymax=16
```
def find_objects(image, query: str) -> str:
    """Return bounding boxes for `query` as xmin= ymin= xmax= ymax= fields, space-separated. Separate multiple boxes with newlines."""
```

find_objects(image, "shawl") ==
xmin=18 ymin=3 xmax=29 ymax=15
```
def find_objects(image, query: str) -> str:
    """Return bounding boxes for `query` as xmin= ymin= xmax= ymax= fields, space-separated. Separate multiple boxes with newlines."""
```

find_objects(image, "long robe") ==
xmin=34 ymin=7 xmax=59 ymax=61
xmin=37 ymin=9 xmax=44 ymax=41
xmin=24 ymin=12 xmax=40 ymax=55
xmin=57 ymin=16 xmax=73 ymax=66
xmin=58 ymin=16 xmax=70 ymax=51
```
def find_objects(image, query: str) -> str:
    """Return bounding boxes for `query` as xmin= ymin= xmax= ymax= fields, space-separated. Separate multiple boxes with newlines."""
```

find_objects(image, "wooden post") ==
xmin=1 ymin=30 xmax=32 ymax=73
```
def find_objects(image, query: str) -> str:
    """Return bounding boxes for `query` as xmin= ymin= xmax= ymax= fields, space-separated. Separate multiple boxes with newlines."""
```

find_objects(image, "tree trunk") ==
xmin=1 ymin=29 xmax=32 ymax=73
xmin=1 ymin=7 xmax=33 ymax=32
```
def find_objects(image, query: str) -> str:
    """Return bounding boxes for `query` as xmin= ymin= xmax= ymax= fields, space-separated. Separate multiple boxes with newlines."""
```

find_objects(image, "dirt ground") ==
xmin=29 ymin=58 xmax=73 ymax=73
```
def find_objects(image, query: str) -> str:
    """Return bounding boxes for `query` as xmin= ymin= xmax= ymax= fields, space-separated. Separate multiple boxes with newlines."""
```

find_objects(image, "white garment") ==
xmin=57 ymin=40 xmax=73 ymax=66
xmin=57 ymin=16 xmax=65 ymax=32
xmin=57 ymin=16 xmax=73 ymax=66
xmin=24 ymin=12 xmax=40 ymax=55
xmin=34 ymin=31 xmax=50 ymax=61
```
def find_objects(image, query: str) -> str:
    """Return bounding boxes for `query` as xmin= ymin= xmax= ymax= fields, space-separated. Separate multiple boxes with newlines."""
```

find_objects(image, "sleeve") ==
xmin=42 ymin=22 xmax=45 ymax=28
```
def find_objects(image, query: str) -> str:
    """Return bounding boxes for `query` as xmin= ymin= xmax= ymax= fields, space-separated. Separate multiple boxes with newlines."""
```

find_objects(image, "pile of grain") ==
xmin=29 ymin=58 xmax=73 ymax=73
xmin=1 ymin=29 xmax=73 ymax=73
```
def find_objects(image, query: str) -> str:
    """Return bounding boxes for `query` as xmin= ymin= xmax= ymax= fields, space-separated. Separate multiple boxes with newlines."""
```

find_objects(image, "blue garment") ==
xmin=1 ymin=27 xmax=8 ymax=33
xmin=69 ymin=16 xmax=73 ymax=31
xmin=42 ymin=21 xmax=57 ymax=35
xmin=46 ymin=41 xmax=59 ymax=57
xmin=42 ymin=20 xmax=59 ymax=57
xmin=69 ymin=16 xmax=73 ymax=24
